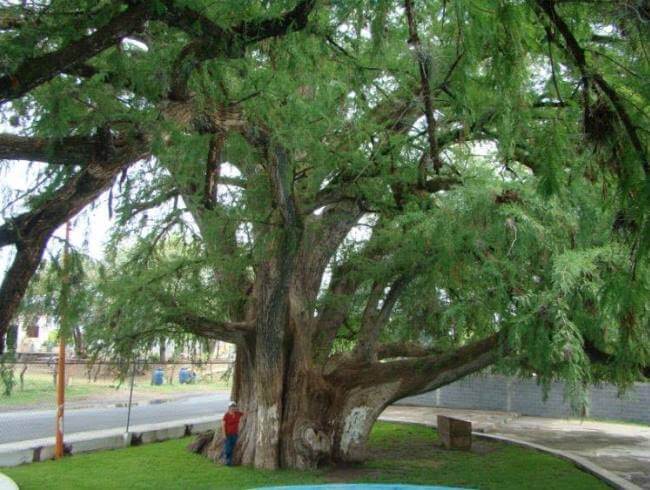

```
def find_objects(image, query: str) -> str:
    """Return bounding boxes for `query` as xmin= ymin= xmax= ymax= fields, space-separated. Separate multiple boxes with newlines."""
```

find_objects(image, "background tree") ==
xmin=18 ymin=253 xmax=97 ymax=357
xmin=1 ymin=0 xmax=648 ymax=470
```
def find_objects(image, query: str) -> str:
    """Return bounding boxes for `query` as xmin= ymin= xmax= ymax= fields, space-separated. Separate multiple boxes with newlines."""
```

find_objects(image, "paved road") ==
xmin=0 ymin=393 xmax=229 ymax=444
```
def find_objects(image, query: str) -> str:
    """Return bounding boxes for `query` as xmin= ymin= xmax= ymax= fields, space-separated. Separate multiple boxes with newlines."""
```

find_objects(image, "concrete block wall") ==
xmin=399 ymin=375 xmax=650 ymax=424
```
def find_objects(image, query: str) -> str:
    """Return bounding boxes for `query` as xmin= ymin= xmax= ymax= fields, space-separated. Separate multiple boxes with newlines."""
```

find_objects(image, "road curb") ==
xmin=0 ymin=416 xmax=220 ymax=468
xmin=378 ymin=415 xmax=641 ymax=490
xmin=0 ymin=473 xmax=18 ymax=490
xmin=476 ymin=433 xmax=641 ymax=490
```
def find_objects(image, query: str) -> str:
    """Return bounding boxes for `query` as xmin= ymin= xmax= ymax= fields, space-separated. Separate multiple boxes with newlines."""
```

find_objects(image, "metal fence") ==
xmin=0 ymin=358 xmax=232 ymax=446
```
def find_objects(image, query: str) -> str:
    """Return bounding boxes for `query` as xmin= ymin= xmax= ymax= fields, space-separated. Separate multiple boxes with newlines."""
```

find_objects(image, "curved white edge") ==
xmin=378 ymin=415 xmax=642 ymax=490
xmin=0 ymin=473 xmax=19 ymax=490
xmin=474 ymin=432 xmax=642 ymax=490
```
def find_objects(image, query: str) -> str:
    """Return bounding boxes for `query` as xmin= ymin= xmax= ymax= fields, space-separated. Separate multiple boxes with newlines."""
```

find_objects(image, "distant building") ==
xmin=1 ymin=316 xmax=235 ymax=360
xmin=14 ymin=317 xmax=58 ymax=354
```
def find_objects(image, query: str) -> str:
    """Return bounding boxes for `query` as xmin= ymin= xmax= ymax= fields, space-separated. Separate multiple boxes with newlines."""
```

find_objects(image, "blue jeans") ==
xmin=223 ymin=434 xmax=238 ymax=465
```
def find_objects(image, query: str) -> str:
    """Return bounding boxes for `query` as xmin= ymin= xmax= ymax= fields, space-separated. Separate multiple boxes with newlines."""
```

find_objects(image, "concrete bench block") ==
xmin=138 ymin=425 xmax=186 ymax=444
xmin=70 ymin=434 xmax=125 ymax=454
xmin=0 ymin=448 xmax=33 ymax=467
xmin=437 ymin=415 xmax=472 ymax=450
xmin=33 ymin=444 xmax=56 ymax=462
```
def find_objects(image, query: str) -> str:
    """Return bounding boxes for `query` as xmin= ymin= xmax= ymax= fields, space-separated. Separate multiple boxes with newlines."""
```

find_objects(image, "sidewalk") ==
xmin=381 ymin=406 xmax=650 ymax=489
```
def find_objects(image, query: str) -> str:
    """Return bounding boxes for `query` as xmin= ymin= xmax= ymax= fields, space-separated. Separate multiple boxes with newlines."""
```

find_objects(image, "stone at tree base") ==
xmin=437 ymin=415 xmax=472 ymax=450
xmin=187 ymin=430 xmax=214 ymax=454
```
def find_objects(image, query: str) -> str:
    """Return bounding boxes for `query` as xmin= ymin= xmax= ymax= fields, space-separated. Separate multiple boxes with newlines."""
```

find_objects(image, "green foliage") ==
xmin=19 ymin=251 xmax=97 ymax=341
xmin=0 ymin=354 xmax=16 ymax=397
xmin=3 ymin=0 xmax=649 ymax=408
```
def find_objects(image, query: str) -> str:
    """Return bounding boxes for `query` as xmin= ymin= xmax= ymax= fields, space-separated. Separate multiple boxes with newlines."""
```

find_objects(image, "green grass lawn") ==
xmin=0 ymin=375 xmax=106 ymax=408
xmin=0 ymin=373 xmax=230 ymax=409
xmin=3 ymin=422 xmax=607 ymax=490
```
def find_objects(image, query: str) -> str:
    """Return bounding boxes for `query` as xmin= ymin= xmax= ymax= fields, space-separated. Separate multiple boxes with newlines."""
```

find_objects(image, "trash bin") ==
xmin=179 ymin=368 xmax=196 ymax=384
xmin=152 ymin=367 xmax=165 ymax=385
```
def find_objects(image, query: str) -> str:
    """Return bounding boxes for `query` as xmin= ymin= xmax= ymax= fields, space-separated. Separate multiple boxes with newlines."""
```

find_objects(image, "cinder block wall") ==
xmin=397 ymin=374 xmax=650 ymax=424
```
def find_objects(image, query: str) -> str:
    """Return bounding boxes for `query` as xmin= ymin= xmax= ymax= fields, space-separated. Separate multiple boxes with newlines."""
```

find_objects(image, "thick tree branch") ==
xmin=294 ymin=201 xmax=362 ymax=312
xmin=354 ymin=275 xmax=412 ymax=363
xmin=248 ymin=128 xmax=302 ymax=228
xmin=163 ymin=311 xmax=254 ymax=345
xmin=404 ymin=0 xmax=443 ymax=178
xmin=203 ymin=133 xmax=225 ymax=210
xmin=329 ymin=332 xmax=503 ymax=396
xmin=234 ymin=0 xmax=317 ymax=44
xmin=0 ymin=2 xmax=151 ymax=105
xmin=0 ymin=226 xmax=17 ymax=248
xmin=0 ymin=235 xmax=48 ymax=355
xmin=376 ymin=342 xmax=443 ymax=359
xmin=2 ymin=1 xmax=317 ymax=106
xmin=0 ymin=130 xmax=150 ymax=340
xmin=154 ymin=291 xmax=254 ymax=345
xmin=165 ymin=0 xmax=316 ymax=101
xmin=0 ymin=133 xmax=96 ymax=164
xmin=584 ymin=339 xmax=650 ymax=379
xmin=313 ymin=262 xmax=365 ymax=358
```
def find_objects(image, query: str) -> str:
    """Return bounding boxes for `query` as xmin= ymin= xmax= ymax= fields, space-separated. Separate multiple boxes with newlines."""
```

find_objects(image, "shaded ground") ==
xmin=382 ymin=406 xmax=650 ymax=489
xmin=3 ymin=422 xmax=607 ymax=490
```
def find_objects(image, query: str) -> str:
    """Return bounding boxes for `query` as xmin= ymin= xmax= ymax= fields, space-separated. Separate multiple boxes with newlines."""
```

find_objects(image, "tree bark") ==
xmin=0 ymin=3 xmax=152 ymax=105
xmin=196 ymin=249 xmax=503 ymax=469
xmin=200 ymin=333 xmax=500 ymax=469
xmin=73 ymin=326 xmax=85 ymax=358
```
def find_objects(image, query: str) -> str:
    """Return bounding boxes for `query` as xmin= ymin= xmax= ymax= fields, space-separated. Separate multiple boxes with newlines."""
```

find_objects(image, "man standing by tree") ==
xmin=221 ymin=402 xmax=244 ymax=466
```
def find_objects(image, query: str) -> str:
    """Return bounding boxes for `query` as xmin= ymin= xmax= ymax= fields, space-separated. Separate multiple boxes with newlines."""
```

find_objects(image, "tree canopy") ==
xmin=1 ymin=0 xmax=649 ymax=469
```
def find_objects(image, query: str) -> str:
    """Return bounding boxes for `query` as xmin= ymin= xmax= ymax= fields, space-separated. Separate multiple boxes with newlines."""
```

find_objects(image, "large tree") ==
xmin=1 ymin=0 xmax=649 ymax=470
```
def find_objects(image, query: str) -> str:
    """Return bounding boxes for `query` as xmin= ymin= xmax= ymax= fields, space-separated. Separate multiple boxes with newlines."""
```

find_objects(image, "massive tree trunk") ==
xmin=186 ymin=114 xmax=505 ymax=469
xmin=196 ymin=241 xmax=503 ymax=469
xmin=200 ymin=330 xmax=501 ymax=469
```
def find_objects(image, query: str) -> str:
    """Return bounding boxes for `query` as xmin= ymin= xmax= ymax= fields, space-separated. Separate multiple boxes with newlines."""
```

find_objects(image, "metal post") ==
xmin=125 ymin=358 xmax=137 ymax=434
xmin=55 ymin=221 xmax=71 ymax=459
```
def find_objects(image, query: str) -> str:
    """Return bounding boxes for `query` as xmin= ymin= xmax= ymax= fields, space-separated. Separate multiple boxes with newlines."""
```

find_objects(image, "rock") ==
xmin=187 ymin=430 xmax=214 ymax=454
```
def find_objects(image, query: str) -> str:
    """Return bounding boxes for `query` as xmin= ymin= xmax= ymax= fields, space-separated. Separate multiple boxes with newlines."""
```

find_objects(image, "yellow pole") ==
xmin=55 ymin=221 xmax=71 ymax=459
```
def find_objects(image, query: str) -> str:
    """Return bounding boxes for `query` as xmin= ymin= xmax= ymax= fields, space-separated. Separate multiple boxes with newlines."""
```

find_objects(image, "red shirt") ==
xmin=223 ymin=410 xmax=243 ymax=436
